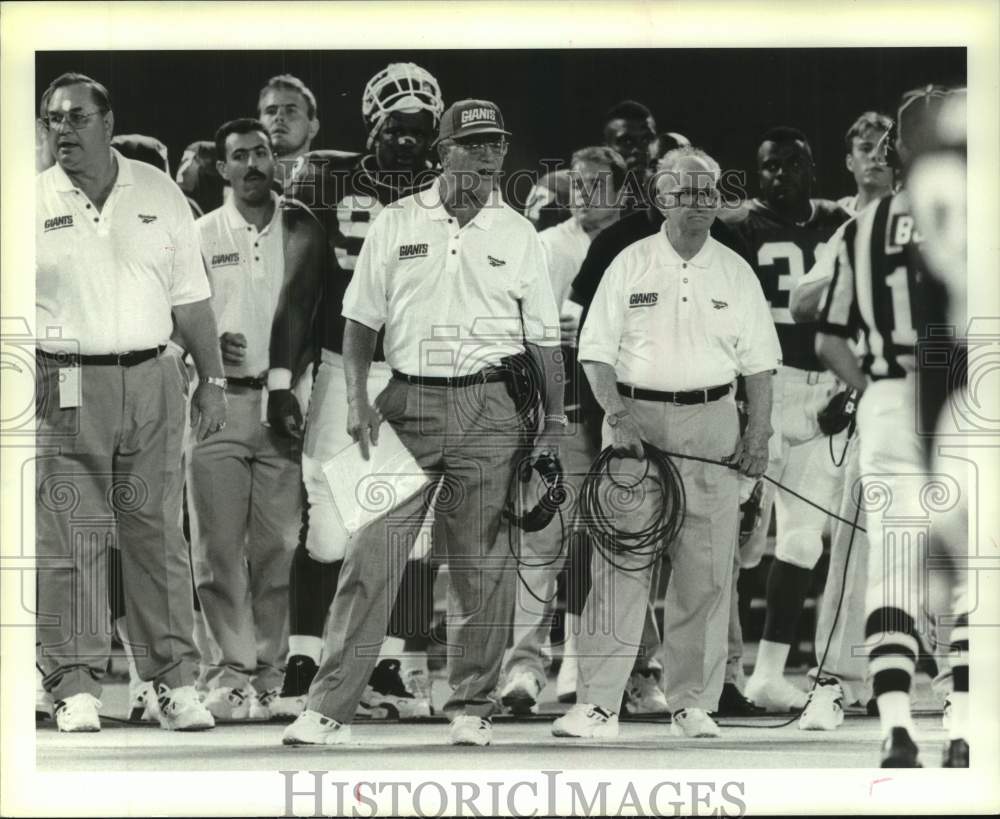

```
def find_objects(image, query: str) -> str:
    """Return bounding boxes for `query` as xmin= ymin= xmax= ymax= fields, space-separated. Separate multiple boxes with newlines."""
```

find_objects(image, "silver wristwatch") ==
xmin=199 ymin=376 xmax=228 ymax=390
xmin=606 ymin=410 xmax=630 ymax=428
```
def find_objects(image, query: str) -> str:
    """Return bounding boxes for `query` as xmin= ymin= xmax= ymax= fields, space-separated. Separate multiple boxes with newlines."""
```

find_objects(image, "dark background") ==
xmin=37 ymin=48 xmax=965 ymax=204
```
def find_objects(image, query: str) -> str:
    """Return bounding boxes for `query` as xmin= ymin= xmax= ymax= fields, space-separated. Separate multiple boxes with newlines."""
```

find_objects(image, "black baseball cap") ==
xmin=434 ymin=99 xmax=512 ymax=145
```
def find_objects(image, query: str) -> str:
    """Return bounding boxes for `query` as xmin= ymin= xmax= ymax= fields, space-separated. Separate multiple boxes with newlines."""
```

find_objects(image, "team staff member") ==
xmin=499 ymin=145 xmax=626 ymax=714
xmin=35 ymin=73 xmax=225 ymax=732
xmin=283 ymin=99 xmax=563 ymax=748
xmin=565 ymin=139 xmax=761 ymax=718
xmin=271 ymin=65 xmax=445 ymax=719
xmin=730 ymin=126 xmax=852 ymax=713
xmin=554 ymin=147 xmax=780 ymax=740
xmin=188 ymin=118 xmax=324 ymax=721
xmin=837 ymin=111 xmax=895 ymax=215
xmin=815 ymin=85 xmax=968 ymax=768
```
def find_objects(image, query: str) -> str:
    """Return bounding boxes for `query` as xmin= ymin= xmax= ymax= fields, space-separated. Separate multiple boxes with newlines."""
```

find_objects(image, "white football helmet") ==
xmin=362 ymin=62 xmax=444 ymax=149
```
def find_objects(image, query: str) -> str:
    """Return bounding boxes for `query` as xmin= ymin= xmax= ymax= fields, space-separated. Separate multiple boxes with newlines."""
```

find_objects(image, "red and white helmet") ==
xmin=362 ymin=62 xmax=444 ymax=149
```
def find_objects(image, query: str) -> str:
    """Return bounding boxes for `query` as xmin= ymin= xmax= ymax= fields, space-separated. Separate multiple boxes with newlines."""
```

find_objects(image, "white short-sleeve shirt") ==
xmin=196 ymin=192 xmax=285 ymax=378
xmin=579 ymin=222 xmax=780 ymax=391
xmin=36 ymin=148 xmax=210 ymax=355
xmin=538 ymin=216 xmax=591 ymax=309
xmin=342 ymin=178 xmax=560 ymax=377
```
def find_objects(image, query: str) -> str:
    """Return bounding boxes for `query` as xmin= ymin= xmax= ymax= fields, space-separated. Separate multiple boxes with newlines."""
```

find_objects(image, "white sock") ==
xmin=379 ymin=636 xmax=406 ymax=663
xmin=877 ymin=691 xmax=915 ymax=736
xmin=287 ymin=635 xmax=322 ymax=665
xmin=948 ymin=691 xmax=968 ymax=740
xmin=399 ymin=652 xmax=428 ymax=676
xmin=752 ymin=639 xmax=790 ymax=680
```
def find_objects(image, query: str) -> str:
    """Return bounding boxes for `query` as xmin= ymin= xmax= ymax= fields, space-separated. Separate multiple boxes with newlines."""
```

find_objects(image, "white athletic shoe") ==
xmin=798 ymin=679 xmax=845 ymax=731
xmin=54 ymin=692 xmax=101 ymax=732
xmin=250 ymin=688 xmax=279 ymax=720
xmin=670 ymin=708 xmax=721 ymax=738
xmin=204 ymin=686 xmax=253 ymax=721
xmin=745 ymin=675 xmax=808 ymax=713
xmin=155 ymin=684 xmax=215 ymax=731
xmin=499 ymin=667 xmax=543 ymax=715
xmin=449 ymin=715 xmax=492 ymax=746
xmin=552 ymin=703 xmax=620 ymax=738
xmin=129 ymin=680 xmax=157 ymax=722
xmin=403 ymin=669 xmax=435 ymax=716
xmin=556 ymin=652 xmax=578 ymax=703
xmin=36 ymin=668 xmax=53 ymax=720
xmin=282 ymin=710 xmax=352 ymax=745
xmin=270 ymin=694 xmax=307 ymax=720
xmin=624 ymin=668 xmax=669 ymax=714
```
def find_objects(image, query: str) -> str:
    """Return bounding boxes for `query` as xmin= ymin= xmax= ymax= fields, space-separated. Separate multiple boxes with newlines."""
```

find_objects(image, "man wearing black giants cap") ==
xmin=282 ymin=98 xmax=563 ymax=747
xmin=731 ymin=126 xmax=853 ymax=714
xmin=268 ymin=65 xmax=447 ymax=720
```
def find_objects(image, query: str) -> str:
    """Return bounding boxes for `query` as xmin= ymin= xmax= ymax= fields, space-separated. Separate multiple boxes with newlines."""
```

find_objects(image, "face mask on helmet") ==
xmin=362 ymin=62 xmax=445 ymax=150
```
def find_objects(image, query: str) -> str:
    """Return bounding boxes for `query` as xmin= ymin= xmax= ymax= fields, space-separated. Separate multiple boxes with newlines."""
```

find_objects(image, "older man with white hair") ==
xmin=553 ymin=147 xmax=780 ymax=740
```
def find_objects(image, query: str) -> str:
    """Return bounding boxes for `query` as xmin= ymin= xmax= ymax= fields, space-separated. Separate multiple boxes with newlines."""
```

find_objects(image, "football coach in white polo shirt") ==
xmin=35 ymin=73 xmax=226 ymax=732
xmin=553 ymin=146 xmax=780 ymax=740
xmin=283 ymin=99 xmax=564 ymax=747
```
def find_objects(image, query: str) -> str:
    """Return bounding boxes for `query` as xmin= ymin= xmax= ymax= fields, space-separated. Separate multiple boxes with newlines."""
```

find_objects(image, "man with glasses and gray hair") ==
xmin=35 ymin=72 xmax=227 ymax=732
xmin=282 ymin=98 xmax=564 ymax=748
xmin=554 ymin=146 xmax=779 ymax=740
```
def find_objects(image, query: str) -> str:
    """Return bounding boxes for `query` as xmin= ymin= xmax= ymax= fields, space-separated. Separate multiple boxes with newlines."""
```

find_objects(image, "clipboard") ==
xmin=322 ymin=423 xmax=430 ymax=537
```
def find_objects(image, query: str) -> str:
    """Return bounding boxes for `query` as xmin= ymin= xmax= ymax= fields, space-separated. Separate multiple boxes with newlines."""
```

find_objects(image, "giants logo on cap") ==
xmin=460 ymin=107 xmax=497 ymax=125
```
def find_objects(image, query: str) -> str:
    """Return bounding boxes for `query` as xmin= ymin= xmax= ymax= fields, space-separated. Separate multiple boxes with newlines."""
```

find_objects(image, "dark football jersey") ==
xmin=735 ymin=197 xmax=850 ymax=370
xmin=287 ymin=151 xmax=438 ymax=358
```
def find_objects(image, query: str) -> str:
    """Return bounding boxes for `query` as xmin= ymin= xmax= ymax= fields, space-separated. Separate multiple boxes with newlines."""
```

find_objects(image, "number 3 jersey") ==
xmin=734 ymin=197 xmax=850 ymax=371
xmin=818 ymin=191 xmax=940 ymax=381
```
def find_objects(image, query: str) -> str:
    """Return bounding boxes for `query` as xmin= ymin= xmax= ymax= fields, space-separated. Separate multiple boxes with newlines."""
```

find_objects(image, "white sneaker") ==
xmin=204 ymin=686 xmax=253 ymax=721
xmin=404 ymin=669 xmax=435 ymax=716
xmin=670 ymin=708 xmax=721 ymax=738
xmin=129 ymin=680 xmax=157 ymax=722
xmin=449 ymin=715 xmax=492 ymax=746
xmin=54 ymin=692 xmax=101 ymax=732
xmin=500 ymin=667 xmax=543 ymax=715
xmin=250 ymin=688 xmax=279 ymax=720
xmin=552 ymin=703 xmax=619 ymax=738
xmin=745 ymin=675 xmax=808 ymax=713
xmin=155 ymin=684 xmax=215 ymax=731
xmin=556 ymin=652 xmax=577 ymax=703
xmin=282 ymin=710 xmax=352 ymax=745
xmin=625 ymin=668 xmax=669 ymax=714
xmin=36 ymin=668 xmax=53 ymax=720
xmin=799 ymin=679 xmax=845 ymax=731
xmin=270 ymin=694 xmax=306 ymax=719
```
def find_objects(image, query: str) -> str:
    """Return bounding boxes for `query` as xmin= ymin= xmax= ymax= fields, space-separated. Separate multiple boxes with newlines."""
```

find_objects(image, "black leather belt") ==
xmin=228 ymin=375 xmax=266 ymax=389
xmin=617 ymin=382 xmax=732 ymax=404
xmin=37 ymin=346 xmax=165 ymax=367
xmin=391 ymin=368 xmax=508 ymax=387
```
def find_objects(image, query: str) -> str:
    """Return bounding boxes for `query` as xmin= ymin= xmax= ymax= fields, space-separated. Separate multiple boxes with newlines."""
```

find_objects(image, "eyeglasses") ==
xmin=40 ymin=109 xmax=106 ymax=131
xmin=661 ymin=188 xmax=721 ymax=207
xmin=452 ymin=136 xmax=508 ymax=153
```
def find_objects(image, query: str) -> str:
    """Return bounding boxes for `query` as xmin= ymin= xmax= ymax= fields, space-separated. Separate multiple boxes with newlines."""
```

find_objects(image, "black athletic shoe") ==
xmin=362 ymin=660 xmax=431 ymax=718
xmin=942 ymin=738 xmax=969 ymax=768
xmin=713 ymin=683 xmax=767 ymax=717
xmin=880 ymin=727 xmax=922 ymax=767
xmin=280 ymin=655 xmax=319 ymax=697
xmin=866 ymin=698 xmax=880 ymax=717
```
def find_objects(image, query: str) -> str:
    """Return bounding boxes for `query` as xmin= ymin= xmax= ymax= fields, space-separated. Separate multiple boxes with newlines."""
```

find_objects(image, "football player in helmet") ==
xmin=270 ymin=63 xmax=446 ymax=721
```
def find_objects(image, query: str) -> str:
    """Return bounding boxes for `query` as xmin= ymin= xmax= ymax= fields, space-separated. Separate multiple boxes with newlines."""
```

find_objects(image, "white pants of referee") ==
xmin=577 ymin=394 xmax=740 ymax=713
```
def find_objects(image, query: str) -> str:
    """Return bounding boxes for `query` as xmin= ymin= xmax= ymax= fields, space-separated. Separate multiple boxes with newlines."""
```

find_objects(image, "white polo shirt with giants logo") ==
xmin=580 ymin=221 xmax=780 ymax=391
xmin=196 ymin=192 xmax=285 ymax=379
xmin=36 ymin=148 xmax=210 ymax=355
xmin=342 ymin=178 xmax=560 ymax=377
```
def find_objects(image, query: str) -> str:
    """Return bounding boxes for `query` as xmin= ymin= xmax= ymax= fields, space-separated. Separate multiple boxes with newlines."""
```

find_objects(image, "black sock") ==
xmin=389 ymin=559 xmax=437 ymax=647
xmin=761 ymin=559 xmax=813 ymax=644
xmin=866 ymin=607 xmax=917 ymax=697
xmin=951 ymin=612 xmax=968 ymax=694
xmin=288 ymin=542 xmax=342 ymax=639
